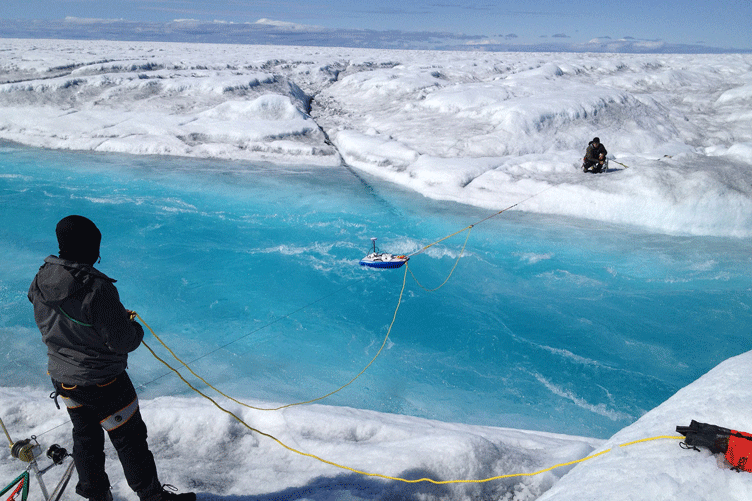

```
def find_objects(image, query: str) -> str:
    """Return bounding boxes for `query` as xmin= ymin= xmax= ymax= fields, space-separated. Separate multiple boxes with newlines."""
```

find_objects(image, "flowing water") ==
xmin=2 ymin=143 xmax=751 ymax=438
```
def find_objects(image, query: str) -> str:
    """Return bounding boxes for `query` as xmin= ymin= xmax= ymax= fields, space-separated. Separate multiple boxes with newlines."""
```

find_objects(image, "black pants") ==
xmin=583 ymin=159 xmax=605 ymax=172
xmin=53 ymin=372 xmax=160 ymax=499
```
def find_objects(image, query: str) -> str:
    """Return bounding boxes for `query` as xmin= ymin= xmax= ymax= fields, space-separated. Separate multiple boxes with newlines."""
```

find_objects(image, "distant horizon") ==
xmin=1 ymin=16 xmax=750 ymax=54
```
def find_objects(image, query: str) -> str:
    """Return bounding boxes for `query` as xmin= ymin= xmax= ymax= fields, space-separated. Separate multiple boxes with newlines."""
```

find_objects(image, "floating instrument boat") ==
xmin=359 ymin=252 xmax=409 ymax=269
xmin=359 ymin=238 xmax=409 ymax=269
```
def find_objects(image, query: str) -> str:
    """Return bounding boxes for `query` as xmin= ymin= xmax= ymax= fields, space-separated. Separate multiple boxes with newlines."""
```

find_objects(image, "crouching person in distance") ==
xmin=582 ymin=136 xmax=608 ymax=172
xmin=28 ymin=215 xmax=196 ymax=501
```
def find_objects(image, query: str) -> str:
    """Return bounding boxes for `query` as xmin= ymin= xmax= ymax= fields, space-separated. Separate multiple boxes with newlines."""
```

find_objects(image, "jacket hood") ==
xmin=30 ymin=256 xmax=114 ymax=305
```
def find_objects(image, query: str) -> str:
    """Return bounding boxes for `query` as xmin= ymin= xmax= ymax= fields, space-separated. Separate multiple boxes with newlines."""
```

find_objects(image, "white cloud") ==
xmin=0 ymin=17 xmax=744 ymax=54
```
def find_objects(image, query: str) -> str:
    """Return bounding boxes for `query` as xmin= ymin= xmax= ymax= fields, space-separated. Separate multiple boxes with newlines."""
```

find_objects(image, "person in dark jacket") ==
xmin=28 ymin=215 xmax=195 ymax=501
xmin=582 ymin=137 xmax=608 ymax=172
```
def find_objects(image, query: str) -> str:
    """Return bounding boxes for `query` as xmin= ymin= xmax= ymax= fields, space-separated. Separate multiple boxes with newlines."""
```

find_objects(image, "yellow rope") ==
xmin=618 ymin=436 xmax=683 ymax=447
xmin=135 ymin=264 xmax=408 ymax=411
xmin=136 ymin=342 xmax=689 ymax=485
xmin=133 ymin=179 xmax=684 ymax=484
xmin=138 ymin=317 xmax=683 ymax=484
xmin=408 ymin=224 xmax=475 ymax=258
xmin=0 ymin=417 xmax=14 ymax=448
xmin=406 ymin=185 xmax=554 ymax=259
xmin=407 ymin=226 xmax=472 ymax=292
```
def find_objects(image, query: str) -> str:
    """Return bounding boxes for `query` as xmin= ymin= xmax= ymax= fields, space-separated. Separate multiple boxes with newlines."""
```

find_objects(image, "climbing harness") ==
xmin=100 ymin=397 xmax=140 ymax=432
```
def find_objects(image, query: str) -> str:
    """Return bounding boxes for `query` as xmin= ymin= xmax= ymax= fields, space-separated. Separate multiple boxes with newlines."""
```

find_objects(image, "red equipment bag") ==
xmin=677 ymin=420 xmax=752 ymax=472
xmin=726 ymin=430 xmax=752 ymax=472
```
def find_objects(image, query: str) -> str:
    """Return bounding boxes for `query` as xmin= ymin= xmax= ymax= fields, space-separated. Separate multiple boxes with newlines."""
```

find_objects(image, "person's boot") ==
xmin=157 ymin=484 xmax=196 ymax=501
xmin=89 ymin=490 xmax=113 ymax=501
xmin=138 ymin=478 xmax=196 ymax=501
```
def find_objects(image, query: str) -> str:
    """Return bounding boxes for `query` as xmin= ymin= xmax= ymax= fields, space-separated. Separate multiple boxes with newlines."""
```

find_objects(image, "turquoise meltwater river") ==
xmin=2 ymin=143 xmax=751 ymax=438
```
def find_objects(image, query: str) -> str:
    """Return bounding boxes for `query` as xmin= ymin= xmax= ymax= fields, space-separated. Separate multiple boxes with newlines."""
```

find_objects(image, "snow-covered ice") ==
xmin=3 ymin=351 xmax=752 ymax=501
xmin=1 ymin=39 xmax=751 ymax=237
xmin=538 ymin=350 xmax=752 ymax=501
xmin=2 ymin=38 xmax=752 ymax=501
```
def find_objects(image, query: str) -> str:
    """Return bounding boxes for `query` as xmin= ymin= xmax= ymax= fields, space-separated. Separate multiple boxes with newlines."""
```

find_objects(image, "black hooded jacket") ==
xmin=585 ymin=141 xmax=607 ymax=162
xmin=28 ymin=256 xmax=144 ymax=385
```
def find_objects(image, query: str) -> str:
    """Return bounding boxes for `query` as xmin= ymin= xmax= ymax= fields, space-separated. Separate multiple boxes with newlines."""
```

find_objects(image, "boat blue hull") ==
xmin=359 ymin=260 xmax=407 ymax=269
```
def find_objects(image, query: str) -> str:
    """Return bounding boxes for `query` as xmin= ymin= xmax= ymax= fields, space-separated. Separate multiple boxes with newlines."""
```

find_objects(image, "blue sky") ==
xmin=1 ymin=0 xmax=750 ymax=51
